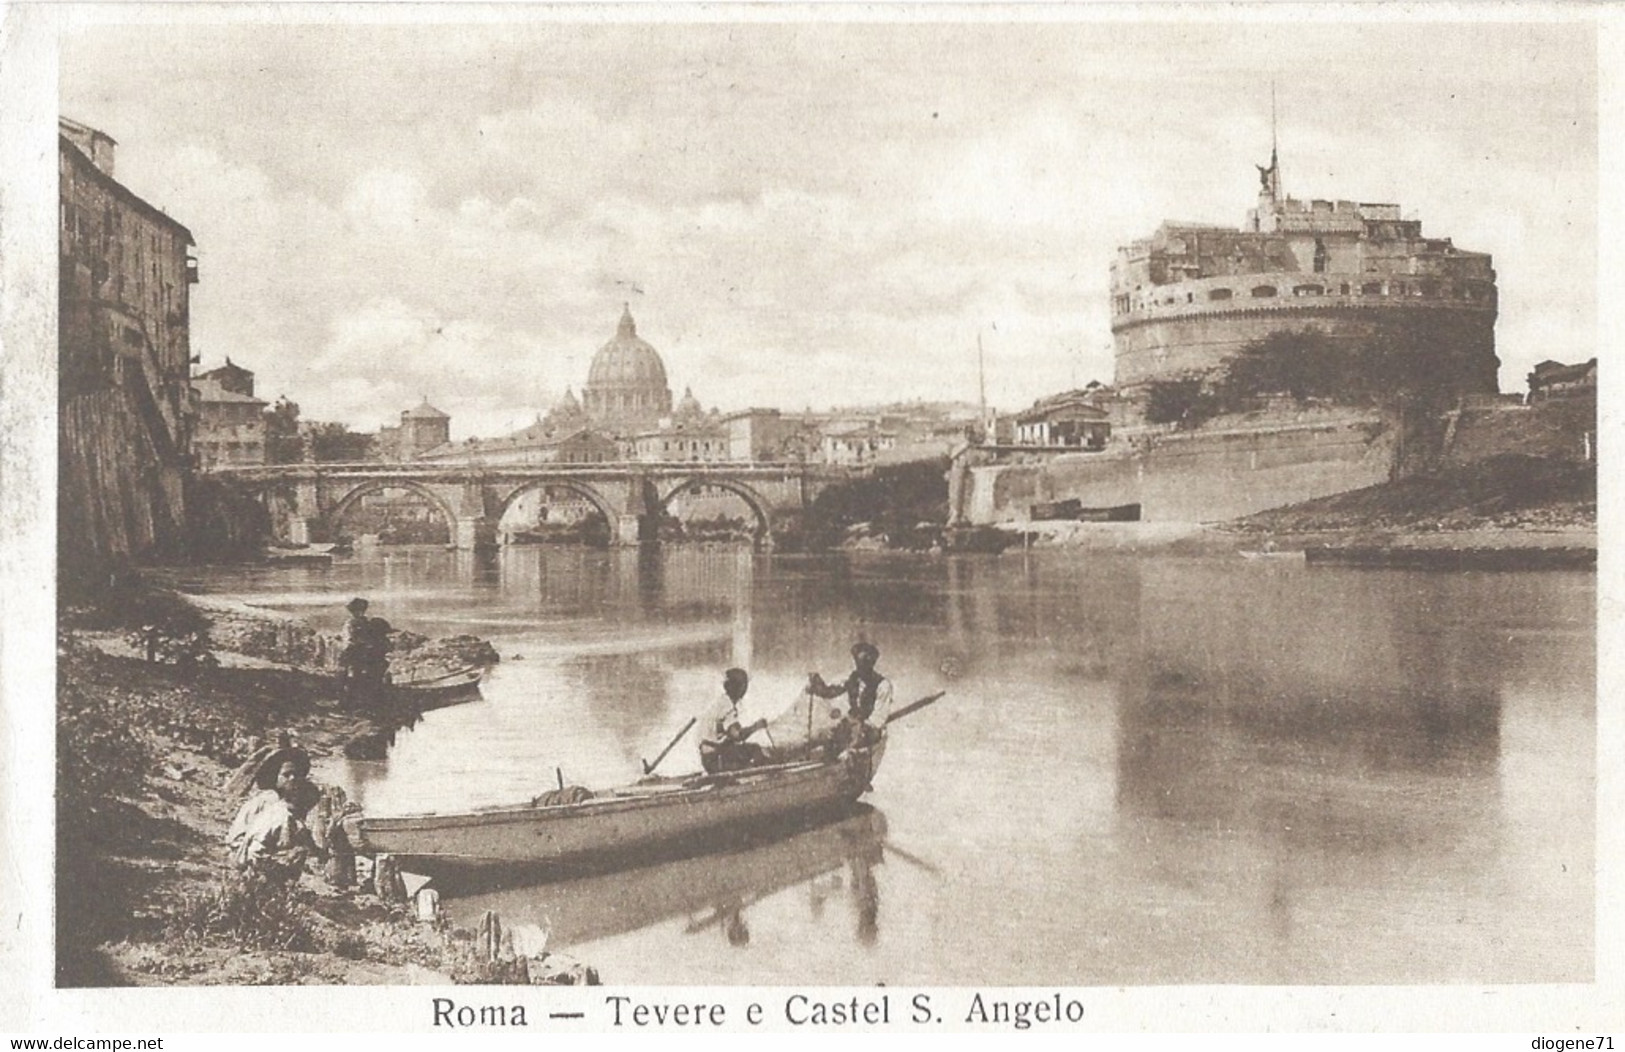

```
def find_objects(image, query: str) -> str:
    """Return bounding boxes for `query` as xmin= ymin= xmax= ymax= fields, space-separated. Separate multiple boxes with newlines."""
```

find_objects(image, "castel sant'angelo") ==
xmin=950 ymin=135 xmax=1524 ymax=529
xmin=1109 ymin=143 xmax=1500 ymax=402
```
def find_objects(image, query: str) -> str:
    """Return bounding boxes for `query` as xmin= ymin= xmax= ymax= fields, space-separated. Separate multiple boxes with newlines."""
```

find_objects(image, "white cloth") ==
xmin=703 ymin=694 xmax=746 ymax=741
xmin=225 ymin=789 xmax=301 ymax=868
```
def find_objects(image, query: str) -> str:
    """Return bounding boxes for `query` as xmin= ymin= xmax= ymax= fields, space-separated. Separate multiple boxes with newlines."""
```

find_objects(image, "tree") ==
xmin=306 ymin=422 xmax=377 ymax=463
xmin=263 ymin=397 xmax=305 ymax=464
xmin=1223 ymin=328 xmax=1351 ymax=404
xmin=1364 ymin=314 xmax=1497 ymax=406
xmin=1144 ymin=379 xmax=1220 ymax=429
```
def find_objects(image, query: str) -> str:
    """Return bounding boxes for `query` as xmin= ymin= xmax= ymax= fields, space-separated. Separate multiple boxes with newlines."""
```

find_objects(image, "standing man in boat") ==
xmin=807 ymin=642 xmax=893 ymax=755
xmin=700 ymin=668 xmax=770 ymax=774
xmin=339 ymin=597 xmax=392 ymax=705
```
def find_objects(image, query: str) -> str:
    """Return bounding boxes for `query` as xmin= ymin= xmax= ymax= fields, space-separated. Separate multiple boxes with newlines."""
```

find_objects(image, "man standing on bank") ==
xmin=339 ymin=597 xmax=392 ymax=705
xmin=700 ymin=668 xmax=770 ymax=774
xmin=807 ymin=642 xmax=893 ymax=754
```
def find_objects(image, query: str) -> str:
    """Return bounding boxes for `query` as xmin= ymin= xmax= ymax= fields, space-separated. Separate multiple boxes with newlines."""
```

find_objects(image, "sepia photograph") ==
xmin=1 ymin=0 xmax=1615 ymax=1033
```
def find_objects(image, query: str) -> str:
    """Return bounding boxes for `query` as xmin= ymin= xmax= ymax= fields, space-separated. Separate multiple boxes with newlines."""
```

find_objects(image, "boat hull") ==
xmin=348 ymin=740 xmax=884 ymax=874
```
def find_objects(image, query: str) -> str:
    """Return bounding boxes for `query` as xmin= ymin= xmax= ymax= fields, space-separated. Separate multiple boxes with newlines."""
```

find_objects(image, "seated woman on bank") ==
xmin=699 ymin=668 xmax=771 ymax=774
xmin=225 ymin=744 xmax=322 ymax=880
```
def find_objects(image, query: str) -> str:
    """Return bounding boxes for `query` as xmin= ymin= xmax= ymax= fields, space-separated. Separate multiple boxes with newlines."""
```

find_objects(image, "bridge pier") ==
xmin=288 ymin=516 xmax=314 ymax=546
xmin=454 ymin=517 xmax=498 ymax=551
xmin=613 ymin=515 xmax=644 ymax=547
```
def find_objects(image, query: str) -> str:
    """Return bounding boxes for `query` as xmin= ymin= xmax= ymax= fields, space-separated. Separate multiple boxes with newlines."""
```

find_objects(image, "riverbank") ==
xmin=55 ymin=591 xmax=590 ymax=986
xmin=963 ymin=454 xmax=1595 ymax=560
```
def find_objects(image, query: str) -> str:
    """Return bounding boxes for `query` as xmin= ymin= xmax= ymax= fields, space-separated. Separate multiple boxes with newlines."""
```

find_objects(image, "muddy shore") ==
xmin=55 ymin=593 xmax=589 ymax=987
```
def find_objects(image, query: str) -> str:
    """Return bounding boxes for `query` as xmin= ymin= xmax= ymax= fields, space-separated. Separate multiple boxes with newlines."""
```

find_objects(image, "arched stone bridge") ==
xmin=210 ymin=461 xmax=861 ymax=549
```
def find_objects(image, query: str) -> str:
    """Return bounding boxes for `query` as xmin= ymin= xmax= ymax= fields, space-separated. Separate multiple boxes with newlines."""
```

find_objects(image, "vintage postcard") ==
xmin=1 ymin=0 xmax=1619 ymax=1038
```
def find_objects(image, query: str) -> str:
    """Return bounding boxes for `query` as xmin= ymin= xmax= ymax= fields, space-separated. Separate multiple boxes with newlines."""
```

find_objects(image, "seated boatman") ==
xmin=807 ymin=642 xmax=893 ymax=755
xmin=700 ymin=668 xmax=770 ymax=774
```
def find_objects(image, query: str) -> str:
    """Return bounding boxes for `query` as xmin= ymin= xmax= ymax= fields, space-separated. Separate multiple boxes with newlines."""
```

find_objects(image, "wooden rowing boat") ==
xmin=1239 ymin=549 xmax=1304 ymax=562
xmin=343 ymin=735 xmax=886 ymax=875
xmin=387 ymin=666 xmax=486 ymax=710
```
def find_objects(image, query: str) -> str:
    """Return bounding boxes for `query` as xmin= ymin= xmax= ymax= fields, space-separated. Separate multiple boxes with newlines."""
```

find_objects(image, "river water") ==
xmin=176 ymin=545 xmax=1595 ymax=985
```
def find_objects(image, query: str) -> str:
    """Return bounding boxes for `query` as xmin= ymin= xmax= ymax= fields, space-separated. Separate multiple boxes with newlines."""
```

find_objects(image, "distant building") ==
xmin=195 ymin=357 xmax=254 ymax=397
xmin=192 ymin=360 xmax=267 ymax=469
xmin=378 ymin=398 xmax=450 ymax=461
xmin=1526 ymin=359 xmax=1596 ymax=403
xmin=821 ymin=423 xmax=898 ymax=465
xmin=631 ymin=420 xmax=729 ymax=463
xmin=582 ymin=305 xmax=673 ymax=431
xmin=420 ymin=421 xmax=617 ymax=466
xmin=59 ymin=117 xmax=199 ymax=579
xmin=723 ymin=408 xmax=799 ymax=462
xmin=1110 ymin=147 xmax=1499 ymax=404
xmin=1013 ymin=391 xmax=1112 ymax=450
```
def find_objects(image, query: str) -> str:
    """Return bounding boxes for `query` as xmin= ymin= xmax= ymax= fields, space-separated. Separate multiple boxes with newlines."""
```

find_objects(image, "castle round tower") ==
xmin=1109 ymin=153 xmax=1499 ymax=401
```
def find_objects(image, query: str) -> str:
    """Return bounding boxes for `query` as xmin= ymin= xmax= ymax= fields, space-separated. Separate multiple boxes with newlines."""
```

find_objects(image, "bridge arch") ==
xmin=326 ymin=480 xmax=460 ymax=541
xmin=495 ymin=479 xmax=620 ymax=543
xmin=656 ymin=476 xmax=773 ymax=546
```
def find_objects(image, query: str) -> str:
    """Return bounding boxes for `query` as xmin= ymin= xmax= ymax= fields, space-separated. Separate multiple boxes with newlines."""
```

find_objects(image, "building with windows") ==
xmin=631 ymin=419 xmax=729 ymax=463
xmin=419 ymin=420 xmax=617 ymax=466
xmin=59 ymin=117 xmax=199 ymax=580
xmin=821 ymin=423 xmax=898 ymax=465
xmin=1526 ymin=359 xmax=1596 ymax=403
xmin=723 ymin=408 xmax=803 ymax=462
xmin=1013 ymin=391 xmax=1112 ymax=449
xmin=378 ymin=398 xmax=451 ymax=461
xmin=192 ymin=359 xmax=267 ymax=468
xmin=1110 ymin=149 xmax=1499 ymax=403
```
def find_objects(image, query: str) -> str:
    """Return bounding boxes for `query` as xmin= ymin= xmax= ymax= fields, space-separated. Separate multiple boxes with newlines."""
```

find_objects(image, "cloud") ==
xmin=63 ymin=19 xmax=1597 ymax=430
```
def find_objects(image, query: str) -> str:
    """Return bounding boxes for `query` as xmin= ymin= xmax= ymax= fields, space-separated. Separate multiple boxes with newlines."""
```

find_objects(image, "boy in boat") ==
xmin=807 ymin=642 xmax=893 ymax=756
xmin=700 ymin=668 xmax=770 ymax=774
xmin=339 ymin=597 xmax=392 ymax=704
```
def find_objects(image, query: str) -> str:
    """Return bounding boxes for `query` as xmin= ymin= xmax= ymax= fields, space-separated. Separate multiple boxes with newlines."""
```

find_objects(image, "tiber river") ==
xmin=178 ymin=545 xmax=1594 ymax=986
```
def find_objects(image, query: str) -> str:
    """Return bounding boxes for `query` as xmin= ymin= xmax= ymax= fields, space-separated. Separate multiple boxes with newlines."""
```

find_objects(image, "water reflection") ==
xmin=566 ymin=650 xmax=673 ymax=757
xmin=191 ymin=545 xmax=1592 ymax=984
xmin=452 ymin=806 xmax=888 ymax=954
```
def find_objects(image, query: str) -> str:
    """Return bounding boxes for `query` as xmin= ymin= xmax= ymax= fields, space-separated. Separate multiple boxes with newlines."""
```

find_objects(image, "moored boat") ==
xmin=386 ymin=666 xmax=486 ymax=711
xmin=262 ymin=544 xmax=336 ymax=565
xmin=1239 ymin=549 xmax=1304 ymax=562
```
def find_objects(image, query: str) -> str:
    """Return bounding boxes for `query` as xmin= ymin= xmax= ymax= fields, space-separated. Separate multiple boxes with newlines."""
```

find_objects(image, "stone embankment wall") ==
xmin=60 ymin=388 xmax=189 ymax=589
xmin=1442 ymin=399 xmax=1595 ymax=467
xmin=959 ymin=408 xmax=1397 ymax=525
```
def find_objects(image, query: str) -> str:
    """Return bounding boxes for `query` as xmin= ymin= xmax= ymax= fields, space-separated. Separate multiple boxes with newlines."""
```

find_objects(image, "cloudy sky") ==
xmin=61 ymin=14 xmax=1596 ymax=439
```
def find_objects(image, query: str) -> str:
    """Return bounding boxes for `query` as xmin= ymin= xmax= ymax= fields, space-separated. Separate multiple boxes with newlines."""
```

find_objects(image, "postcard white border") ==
xmin=3 ymin=0 xmax=1620 ymax=1037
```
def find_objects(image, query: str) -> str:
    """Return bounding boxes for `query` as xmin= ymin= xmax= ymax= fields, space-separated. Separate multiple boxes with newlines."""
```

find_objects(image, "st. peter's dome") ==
xmin=582 ymin=304 xmax=673 ymax=430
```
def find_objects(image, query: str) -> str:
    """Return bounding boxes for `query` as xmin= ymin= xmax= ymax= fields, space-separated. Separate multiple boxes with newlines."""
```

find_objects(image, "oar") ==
xmin=643 ymin=717 xmax=698 ymax=775
xmin=882 ymin=839 xmax=943 ymax=876
xmin=885 ymin=691 xmax=947 ymax=726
